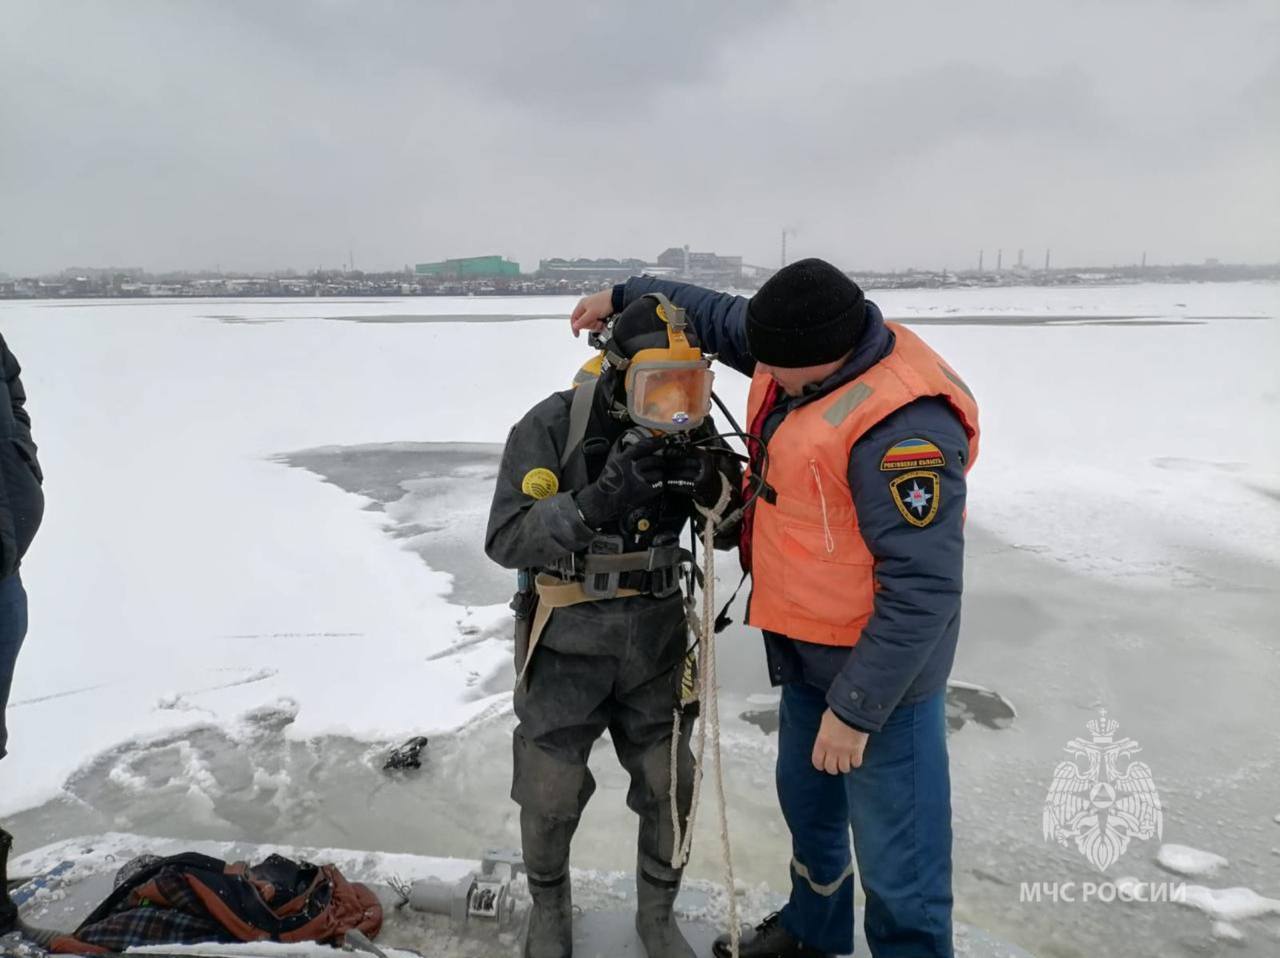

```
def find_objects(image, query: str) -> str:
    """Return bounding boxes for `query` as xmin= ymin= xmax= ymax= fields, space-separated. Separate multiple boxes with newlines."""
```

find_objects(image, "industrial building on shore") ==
xmin=414 ymin=255 xmax=520 ymax=279
xmin=408 ymin=246 xmax=754 ymax=288
xmin=537 ymin=245 xmax=753 ymax=286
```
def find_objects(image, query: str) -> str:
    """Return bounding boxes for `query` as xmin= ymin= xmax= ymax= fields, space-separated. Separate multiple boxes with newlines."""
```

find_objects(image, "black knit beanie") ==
xmin=747 ymin=258 xmax=866 ymax=368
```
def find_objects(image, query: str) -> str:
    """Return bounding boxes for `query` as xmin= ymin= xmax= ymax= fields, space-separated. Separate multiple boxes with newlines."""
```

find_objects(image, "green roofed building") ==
xmin=414 ymin=255 xmax=520 ymax=278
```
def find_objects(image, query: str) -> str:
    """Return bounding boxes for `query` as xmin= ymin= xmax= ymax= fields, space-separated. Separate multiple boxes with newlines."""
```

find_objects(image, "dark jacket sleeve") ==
xmin=1 ymin=335 xmax=44 ymax=577
xmin=484 ymin=393 xmax=599 ymax=570
xmin=826 ymin=398 xmax=970 ymax=731
xmin=616 ymin=277 xmax=756 ymax=377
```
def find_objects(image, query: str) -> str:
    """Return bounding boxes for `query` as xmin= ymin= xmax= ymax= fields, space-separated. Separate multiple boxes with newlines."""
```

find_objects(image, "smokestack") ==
xmin=978 ymin=249 xmax=984 ymax=273
xmin=1017 ymin=248 xmax=1024 ymax=268
xmin=683 ymin=244 xmax=690 ymax=277
xmin=997 ymin=249 xmax=1003 ymax=271
xmin=1044 ymin=249 xmax=1051 ymax=271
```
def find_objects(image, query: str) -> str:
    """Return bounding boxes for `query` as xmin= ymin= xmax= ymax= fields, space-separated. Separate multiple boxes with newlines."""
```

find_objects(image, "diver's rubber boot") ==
xmin=635 ymin=870 xmax=695 ymax=958
xmin=0 ymin=827 xmax=18 ymax=935
xmin=524 ymin=875 xmax=573 ymax=958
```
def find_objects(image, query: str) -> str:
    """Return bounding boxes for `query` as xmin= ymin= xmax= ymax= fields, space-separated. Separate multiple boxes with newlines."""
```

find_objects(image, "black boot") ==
xmin=634 ymin=870 xmax=694 ymax=958
xmin=712 ymin=911 xmax=833 ymax=958
xmin=524 ymin=875 xmax=573 ymax=958
xmin=0 ymin=827 xmax=18 ymax=935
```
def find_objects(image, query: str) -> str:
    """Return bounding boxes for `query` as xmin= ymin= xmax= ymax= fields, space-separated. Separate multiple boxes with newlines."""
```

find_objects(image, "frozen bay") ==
xmin=1 ymin=284 xmax=1277 ymax=955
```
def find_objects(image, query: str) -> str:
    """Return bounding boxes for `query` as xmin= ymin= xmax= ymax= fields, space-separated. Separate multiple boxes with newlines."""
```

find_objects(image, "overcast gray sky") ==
xmin=2 ymin=1 xmax=1277 ymax=275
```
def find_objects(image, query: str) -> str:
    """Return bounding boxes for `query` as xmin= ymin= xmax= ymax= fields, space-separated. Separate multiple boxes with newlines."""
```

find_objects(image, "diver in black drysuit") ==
xmin=485 ymin=295 xmax=742 ymax=958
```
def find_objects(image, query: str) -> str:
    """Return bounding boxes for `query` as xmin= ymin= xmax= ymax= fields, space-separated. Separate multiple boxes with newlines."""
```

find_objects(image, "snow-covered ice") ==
xmin=1 ymin=283 xmax=1278 ymax=957
xmin=1212 ymin=920 xmax=1246 ymax=943
xmin=1157 ymin=843 xmax=1230 ymax=878
xmin=1178 ymin=884 xmax=1280 ymax=921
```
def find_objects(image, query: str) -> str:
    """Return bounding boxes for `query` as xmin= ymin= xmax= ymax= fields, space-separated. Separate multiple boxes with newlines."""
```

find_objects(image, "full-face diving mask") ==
xmin=596 ymin=293 xmax=715 ymax=433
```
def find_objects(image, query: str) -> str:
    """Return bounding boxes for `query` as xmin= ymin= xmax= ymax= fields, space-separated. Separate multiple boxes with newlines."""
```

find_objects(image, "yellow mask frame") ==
xmin=621 ymin=294 xmax=714 ymax=432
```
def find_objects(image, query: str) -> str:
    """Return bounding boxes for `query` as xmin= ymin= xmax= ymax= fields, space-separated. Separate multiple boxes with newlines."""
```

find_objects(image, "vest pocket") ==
xmin=779 ymin=522 xmax=873 ymax=627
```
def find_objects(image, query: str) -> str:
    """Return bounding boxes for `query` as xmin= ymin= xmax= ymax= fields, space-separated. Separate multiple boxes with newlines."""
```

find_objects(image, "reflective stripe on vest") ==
xmin=743 ymin=322 xmax=980 ymax=647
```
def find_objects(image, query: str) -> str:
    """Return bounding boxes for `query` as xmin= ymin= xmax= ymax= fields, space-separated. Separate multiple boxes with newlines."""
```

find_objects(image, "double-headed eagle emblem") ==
xmin=1042 ymin=711 xmax=1163 ymax=871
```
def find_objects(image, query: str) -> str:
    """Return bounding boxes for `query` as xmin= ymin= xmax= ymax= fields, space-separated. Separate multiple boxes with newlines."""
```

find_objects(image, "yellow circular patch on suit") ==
xmin=521 ymin=468 xmax=560 ymax=500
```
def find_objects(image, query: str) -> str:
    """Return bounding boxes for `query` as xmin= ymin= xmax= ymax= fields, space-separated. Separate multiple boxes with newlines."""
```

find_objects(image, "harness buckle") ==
xmin=581 ymin=535 xmax=624 ymax=599
xmin=647 ymin=533 xmax=681 ymax=598
xmin=650 ymin=564 xmax=680 ymax=599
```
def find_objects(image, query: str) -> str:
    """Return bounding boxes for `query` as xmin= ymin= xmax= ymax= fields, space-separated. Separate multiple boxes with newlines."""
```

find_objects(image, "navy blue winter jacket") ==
xmin=613 ymin=278 xmax=970 ymax=732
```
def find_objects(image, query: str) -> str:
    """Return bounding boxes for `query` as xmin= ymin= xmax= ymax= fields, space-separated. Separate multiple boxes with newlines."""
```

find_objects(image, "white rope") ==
xmin=668 ymin=475 xmax=740 ymax=957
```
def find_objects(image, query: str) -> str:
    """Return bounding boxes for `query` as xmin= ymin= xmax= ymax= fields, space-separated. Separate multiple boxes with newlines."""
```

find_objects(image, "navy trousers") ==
xmin=776 ymin=682 xmax=953 ymax=957
xmin=0 ymin=573 xmax=28 ymax=761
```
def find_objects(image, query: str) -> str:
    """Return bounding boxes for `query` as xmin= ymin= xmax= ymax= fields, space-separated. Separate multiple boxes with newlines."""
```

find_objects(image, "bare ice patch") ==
xmin=274 ymin=442 xmax=510 ymax=607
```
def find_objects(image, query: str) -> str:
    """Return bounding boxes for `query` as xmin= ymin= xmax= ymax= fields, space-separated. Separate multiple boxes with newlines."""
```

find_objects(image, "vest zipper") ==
xmin=809 ymin=459 xmax=836 ymax=555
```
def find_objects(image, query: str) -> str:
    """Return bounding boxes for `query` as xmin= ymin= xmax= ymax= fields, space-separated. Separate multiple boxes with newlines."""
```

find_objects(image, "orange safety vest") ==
xmin=743 ymin=322 xmax=980 ymax=647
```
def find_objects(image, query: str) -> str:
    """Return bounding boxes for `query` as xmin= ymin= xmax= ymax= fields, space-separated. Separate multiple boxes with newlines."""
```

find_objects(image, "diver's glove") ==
xmin=575 ymin=435 xmax=667 ymax=527
xmin=663 ymin=448 xmax=725 ymax=509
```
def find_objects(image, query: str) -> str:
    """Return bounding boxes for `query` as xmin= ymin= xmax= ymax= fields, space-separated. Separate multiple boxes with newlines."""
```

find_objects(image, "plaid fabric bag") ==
xmin=48 ymin=852 xmax=382 ymax=954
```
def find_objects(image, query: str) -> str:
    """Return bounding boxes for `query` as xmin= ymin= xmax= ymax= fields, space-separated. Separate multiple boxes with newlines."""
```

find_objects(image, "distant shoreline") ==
xmin=4 ymin=274 xmax=1279 ymax=304
xmin=3 ymin=263 xmax=1277 ymax=302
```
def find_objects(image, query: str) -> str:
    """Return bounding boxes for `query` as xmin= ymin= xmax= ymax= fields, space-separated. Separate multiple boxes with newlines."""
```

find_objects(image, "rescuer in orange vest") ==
xmin=570 ymin=259 xmax=979 ymax=958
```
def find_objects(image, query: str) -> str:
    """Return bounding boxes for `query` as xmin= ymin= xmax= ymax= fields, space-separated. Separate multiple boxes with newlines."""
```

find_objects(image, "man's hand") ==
xmin=570 ymin=289 xmax=615 ymax=338
xmin=811 ymin=708 xmax=869 ymax=775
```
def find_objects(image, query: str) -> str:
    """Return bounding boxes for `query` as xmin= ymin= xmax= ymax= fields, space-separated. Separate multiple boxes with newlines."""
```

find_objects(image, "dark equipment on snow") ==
xmin=383 ymin=735 xmax=431 ymax=771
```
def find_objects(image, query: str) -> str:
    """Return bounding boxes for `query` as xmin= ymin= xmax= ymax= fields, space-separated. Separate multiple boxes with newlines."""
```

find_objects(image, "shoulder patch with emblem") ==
xmin=521 ymin=467 xmax=560 ymax=500
xmin=890 ymin=470 xmax=940 ymax=527
xmin=880 ymin=437 xmax=946 ymax=471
